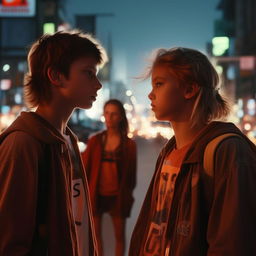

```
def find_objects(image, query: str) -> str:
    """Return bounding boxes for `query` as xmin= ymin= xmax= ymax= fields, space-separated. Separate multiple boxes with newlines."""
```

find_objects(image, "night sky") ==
xmin=66 ymin=0 xmax=220 ymax=104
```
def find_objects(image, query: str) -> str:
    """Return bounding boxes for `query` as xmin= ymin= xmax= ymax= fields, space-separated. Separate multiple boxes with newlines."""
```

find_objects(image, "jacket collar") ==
xmin=0 ymin=111 xmax=77 ymax=144
xmin=161 ymin=121 xmax=247 ymax=164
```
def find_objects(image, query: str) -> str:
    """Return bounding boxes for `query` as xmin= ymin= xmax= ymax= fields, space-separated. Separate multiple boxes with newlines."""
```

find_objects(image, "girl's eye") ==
xmin=155 ymin=82 xmax=163 ymax=87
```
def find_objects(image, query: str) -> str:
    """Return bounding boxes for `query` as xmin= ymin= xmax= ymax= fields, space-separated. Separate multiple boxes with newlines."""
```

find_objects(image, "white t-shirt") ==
xmin=64 ymin=134 xmax=89 ymax=256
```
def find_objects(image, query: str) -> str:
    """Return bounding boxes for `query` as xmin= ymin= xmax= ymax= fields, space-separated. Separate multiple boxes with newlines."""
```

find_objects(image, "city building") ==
xmin=210 ymin=0 xmax=256 ymax=142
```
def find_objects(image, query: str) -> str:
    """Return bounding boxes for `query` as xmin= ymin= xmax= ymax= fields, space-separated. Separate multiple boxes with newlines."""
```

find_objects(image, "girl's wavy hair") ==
xmin=24 ymin=29 xmax=108 ymax=109
xmin=104 ymin=99 xmax=129 ymax=137
xmin=145 ymin=47 xmax=230 ymax=127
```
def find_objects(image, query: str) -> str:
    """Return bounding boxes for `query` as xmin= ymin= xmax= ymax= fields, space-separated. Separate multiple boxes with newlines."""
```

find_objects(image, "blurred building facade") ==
xmin=210 ymin=0 xmax=256 ymax=142
xmin=0 ymin=0 xmax=62 ymax=131
xmin=0 ymin=0 xmax=135 ymax=140
xmin=1 ymin=0 xmax=255 ymax=142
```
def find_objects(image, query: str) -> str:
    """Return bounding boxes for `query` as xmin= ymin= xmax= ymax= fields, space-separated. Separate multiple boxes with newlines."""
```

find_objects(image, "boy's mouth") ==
xmin=91 ymin=95 xmax=97 ymax=101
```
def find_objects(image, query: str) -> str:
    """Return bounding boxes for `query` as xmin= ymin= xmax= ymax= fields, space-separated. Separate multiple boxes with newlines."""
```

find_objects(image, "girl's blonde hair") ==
xmin=146 ymin=47 xmax=229 ymax=126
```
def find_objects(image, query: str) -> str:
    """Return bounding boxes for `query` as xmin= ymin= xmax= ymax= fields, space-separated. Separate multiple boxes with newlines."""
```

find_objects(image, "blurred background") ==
xmin=0 ymin=0 xmax=255 ymax=143
xmin=0 ymin=0 xmax=255 ymax=254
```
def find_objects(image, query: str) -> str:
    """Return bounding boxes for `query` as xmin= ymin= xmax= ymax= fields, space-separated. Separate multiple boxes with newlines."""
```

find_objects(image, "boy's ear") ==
xmin=184 ymin=83 xmax=200 ymax=99
xmin=47 ymin=67 xmax=63 ymax=86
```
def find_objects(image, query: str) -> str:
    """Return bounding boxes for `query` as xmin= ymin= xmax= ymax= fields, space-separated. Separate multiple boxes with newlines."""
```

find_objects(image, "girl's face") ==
xmin=104 ymin=103 xmax=122 ymax=130
xmin=148 ymin=64 xmax=188 ymax=122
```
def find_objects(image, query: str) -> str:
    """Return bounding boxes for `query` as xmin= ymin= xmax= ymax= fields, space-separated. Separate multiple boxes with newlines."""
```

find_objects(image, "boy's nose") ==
xmin=96 ymin=79 xmax=102 ymax=90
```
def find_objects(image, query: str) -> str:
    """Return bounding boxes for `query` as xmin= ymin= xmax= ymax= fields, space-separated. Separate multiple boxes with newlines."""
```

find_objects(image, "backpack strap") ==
xmin=203 ymin=133 xmax=241 ymax=177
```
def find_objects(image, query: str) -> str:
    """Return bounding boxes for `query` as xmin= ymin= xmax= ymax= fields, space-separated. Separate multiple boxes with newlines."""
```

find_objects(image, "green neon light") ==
xmin=212 ymin=37 xmax=229 ymax=56
xmin=43 ymin=23 xmax=55 ymax=34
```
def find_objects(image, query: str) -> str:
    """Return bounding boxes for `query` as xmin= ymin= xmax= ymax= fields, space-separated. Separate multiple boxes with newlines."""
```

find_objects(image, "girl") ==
xmin=82 ymin=99 xmax=137 ymax=256
xmin=129 ymin=47 xmax=256 ymax=256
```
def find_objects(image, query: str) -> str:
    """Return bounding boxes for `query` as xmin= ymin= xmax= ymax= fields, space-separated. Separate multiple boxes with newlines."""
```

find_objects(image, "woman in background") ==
xmin=82 ymin=99 xmax=137 ymax=256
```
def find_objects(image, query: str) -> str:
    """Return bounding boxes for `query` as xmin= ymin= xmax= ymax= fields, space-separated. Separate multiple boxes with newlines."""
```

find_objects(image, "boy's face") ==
xmin=148 ymin=64 xmax=188 ymax=122
xmin=60 ymin=56 xmax=102 ymax=109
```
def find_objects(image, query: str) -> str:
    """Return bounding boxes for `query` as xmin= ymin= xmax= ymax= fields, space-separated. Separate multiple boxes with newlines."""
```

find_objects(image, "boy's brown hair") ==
xmin=24 ymin=30 xmax=107 ymax=108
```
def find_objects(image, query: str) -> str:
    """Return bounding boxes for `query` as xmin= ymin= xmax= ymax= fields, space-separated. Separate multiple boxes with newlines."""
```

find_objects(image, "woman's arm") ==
xmin=128 ymin=139 xmax=137 ymax=191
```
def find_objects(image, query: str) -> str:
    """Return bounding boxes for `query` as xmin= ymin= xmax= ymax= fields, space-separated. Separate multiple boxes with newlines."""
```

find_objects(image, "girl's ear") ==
xmin=47 ymin=67 xmax=63 ymax=87
xmin=184 ymin=83 xmax=200 ymax=99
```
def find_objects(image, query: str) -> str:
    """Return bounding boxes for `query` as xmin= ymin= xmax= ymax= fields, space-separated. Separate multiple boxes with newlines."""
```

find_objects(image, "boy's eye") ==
xmin=85 ymin=70 xmax=95 ymax=78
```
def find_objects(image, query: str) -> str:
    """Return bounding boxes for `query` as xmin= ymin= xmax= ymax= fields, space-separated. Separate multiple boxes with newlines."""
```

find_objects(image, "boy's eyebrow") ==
xmin=84 ymin=65 xmax=97 ymax=71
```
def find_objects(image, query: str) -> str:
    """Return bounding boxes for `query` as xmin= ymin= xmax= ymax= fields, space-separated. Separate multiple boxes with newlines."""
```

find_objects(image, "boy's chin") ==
xmin=79 ymin=102 xmax=93 ymax=109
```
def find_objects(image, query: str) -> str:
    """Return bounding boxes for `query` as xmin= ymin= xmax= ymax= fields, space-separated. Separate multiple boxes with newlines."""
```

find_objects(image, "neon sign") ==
xmin=0 ymin=0 xmax=35 ymax=17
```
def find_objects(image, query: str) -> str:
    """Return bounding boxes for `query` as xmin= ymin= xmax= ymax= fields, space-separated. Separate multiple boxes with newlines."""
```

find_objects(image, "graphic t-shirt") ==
xmin=64 ymin=135 xmax=89 ymax=256
xmin=143 ymin=143 xmax=191 ymax=256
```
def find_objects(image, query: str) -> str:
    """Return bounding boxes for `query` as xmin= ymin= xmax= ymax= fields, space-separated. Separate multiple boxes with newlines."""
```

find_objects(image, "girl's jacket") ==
xmin=0 ymin=111 xmax=98 ymax=256
xmin=82 ymin=131 xmax=137 ymax=217
xmin=129 ymin=121 xmax=256 ymax=256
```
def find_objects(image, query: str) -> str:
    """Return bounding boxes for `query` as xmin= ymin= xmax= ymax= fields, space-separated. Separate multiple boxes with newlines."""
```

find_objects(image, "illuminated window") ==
xmin=2 ymin=64 xmax=10 ymax=72
xmin=43 ymin=23 xmax=55 ymax=34
xmin=212 ymin=37 xmax=229 ymax=56
xmin=0 ymin=79 xmax=11 ymax=90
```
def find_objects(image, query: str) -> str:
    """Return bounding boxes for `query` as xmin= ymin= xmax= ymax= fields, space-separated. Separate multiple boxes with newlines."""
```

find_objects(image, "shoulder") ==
xmin=0 ymin=131 xmax=44 ymax=166
xmin=216 ymin=134 xmax=255 ymax=153
xmin=215 ymin=135 xmax=256 ymax=171
xmin=85 ymin=131 xmax=104 ymax=150
xmin=0 ymin=131 xmax=43 ymax=155
xmin=1 ymin=130 xmax=42 ymax=146
xmin=125 ymin=137 xmax=137 ymax=149
xmin=88 ymin=131 xmax=104 ymax=142
xmin=127 ymin=136 xmax=136 ymax=144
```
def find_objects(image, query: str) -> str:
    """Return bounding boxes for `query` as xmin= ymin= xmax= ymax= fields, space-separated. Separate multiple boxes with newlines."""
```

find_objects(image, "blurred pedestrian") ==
xmin=129 ymin=47 xmax=256 ymax=256
xmin=82 ymin=99 xmax=137 ymax=256
xmin=0 ymin=30 xmax=107 ymax=255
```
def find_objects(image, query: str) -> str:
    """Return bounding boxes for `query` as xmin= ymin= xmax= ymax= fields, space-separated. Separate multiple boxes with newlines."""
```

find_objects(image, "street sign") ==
xmin=0 ymin=0 xmax=35 ymax=17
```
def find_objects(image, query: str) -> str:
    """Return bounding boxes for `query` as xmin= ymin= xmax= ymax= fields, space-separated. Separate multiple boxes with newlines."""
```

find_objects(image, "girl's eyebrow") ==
xmin=152 ymin=76 xmax=165 ymax=82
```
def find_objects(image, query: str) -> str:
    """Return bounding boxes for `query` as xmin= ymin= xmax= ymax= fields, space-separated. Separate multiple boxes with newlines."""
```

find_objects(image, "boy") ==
xmin=0 ymin=30 xmax=107 ymax=255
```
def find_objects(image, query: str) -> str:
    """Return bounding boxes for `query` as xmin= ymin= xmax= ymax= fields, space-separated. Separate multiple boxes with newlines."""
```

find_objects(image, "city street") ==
xmin=100 ymin=136 xmax=167 ymax=256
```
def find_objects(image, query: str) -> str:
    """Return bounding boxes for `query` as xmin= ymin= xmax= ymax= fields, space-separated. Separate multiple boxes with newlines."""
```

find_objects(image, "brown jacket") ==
xmin=129 ymin=121 xmax=256 ymax=256
xmin=0 ymin=112 xmax=98 ymax=256
xmin=82 ymin=131 xmax=137 ymax=217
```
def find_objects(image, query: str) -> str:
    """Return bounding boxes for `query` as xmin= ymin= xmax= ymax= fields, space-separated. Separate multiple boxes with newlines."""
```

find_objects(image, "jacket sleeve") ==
xmin=81 ymin=136 xmax=95 ymax=180
xmin=0 ymin=131 xmax=43 ymax=255
xmin=128 ymin=139 xmax=137 ymax=191
xmin=206 ymin=137 xmax=256 ymax=256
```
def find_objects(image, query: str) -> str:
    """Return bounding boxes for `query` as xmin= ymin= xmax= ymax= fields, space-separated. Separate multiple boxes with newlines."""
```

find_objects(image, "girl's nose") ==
xmin=148 ymin=90 xmax=154 ymax=100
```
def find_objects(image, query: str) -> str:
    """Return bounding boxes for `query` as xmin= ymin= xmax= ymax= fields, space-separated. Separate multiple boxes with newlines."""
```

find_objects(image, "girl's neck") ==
xmin=171 ymin=121 xmax=206 ymax=149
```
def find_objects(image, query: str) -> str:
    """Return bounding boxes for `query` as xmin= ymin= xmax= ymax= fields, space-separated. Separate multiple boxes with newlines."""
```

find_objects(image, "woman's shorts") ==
xmin=97 ymin=195 xmax=117 ymax=215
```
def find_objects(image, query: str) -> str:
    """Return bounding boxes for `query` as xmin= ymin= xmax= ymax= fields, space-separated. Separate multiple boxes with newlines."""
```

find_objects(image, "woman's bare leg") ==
xmin=111 ymin=216 xmax=126 ymax=256
xmin=94 ymin=215 xmax=103 ymax=256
